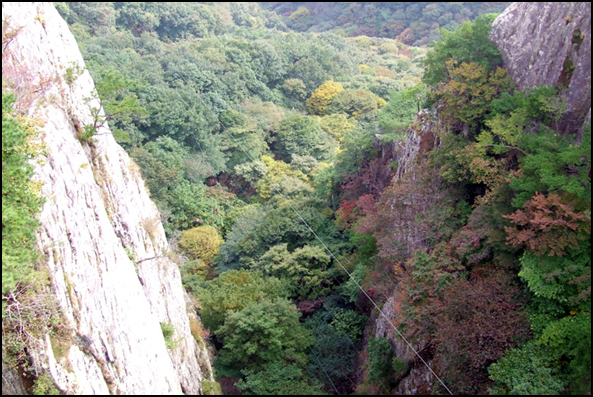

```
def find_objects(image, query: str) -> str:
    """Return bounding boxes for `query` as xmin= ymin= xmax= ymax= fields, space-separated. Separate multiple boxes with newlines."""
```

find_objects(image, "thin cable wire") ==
xmin=312 ymin=350 xmax=340 ymax=395
xmin=177 ymin=72 xmax=453 ymax=396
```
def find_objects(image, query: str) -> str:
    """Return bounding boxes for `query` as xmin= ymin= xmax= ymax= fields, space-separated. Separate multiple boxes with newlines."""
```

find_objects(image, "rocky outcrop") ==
xmin=491 ymin=2 xmax=591 ymax=135
xmin=395 ymin=108 xmax=444 ymax=182
xmin=2 ymin=2 xmax=212 ymax=394
xmin=374 ymin=291 xmax=436 ymax=395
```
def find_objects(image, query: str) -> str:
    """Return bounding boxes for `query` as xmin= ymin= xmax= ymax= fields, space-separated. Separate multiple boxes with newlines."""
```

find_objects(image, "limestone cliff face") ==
xmin=2 ymin=2 xmax=212 ymax=394
xmin=490 ymin=2 xmax=591 ymax=134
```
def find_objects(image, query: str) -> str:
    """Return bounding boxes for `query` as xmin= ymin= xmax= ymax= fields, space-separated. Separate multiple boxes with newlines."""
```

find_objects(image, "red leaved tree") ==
xmin=431 ymin=269 xmax=530 ymax=394
xmin=504 ymin=192 xmax=591 ymax=257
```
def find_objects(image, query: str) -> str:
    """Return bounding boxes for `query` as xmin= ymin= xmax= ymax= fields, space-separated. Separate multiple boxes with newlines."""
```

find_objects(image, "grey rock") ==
xmin=491 ymin=2 xmax=591 ymax=135
xmin=2 ymin=2 xmax=212 ymax=394
xmin=2 ymin=359 xmax=27 ymax=395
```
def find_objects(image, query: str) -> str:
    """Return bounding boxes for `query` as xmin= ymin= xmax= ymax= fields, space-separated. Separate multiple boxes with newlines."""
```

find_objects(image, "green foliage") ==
xmin=515 ymin=237 xmax=591 ymax=394
xmin=306 ymin=80 xmax=344 ymax=116
xmin=160 ymin=322 xmax=180 ymax=350
xmin=263 ymin=3 xmax=509 ymax=46
xmin=273 ymin=115 xmax=336 ymax=162
xmin=489 ymin=340 xmax=566 ymax=395
xmin=367 ymin=337 xmax=395 ymax=388
xmin=407 ymin=248 xmax=460 ymax=306
xmin=289 ymin=58 xmax=331 ymax=94
xmin=87 ymin=66 xmax=148 ymax=144
xmin=179 ymin=225 xmax=224 ymax=264
xmin=490 ymin=85 xmax=566 ymax=124
xmin=115 ymin=3 xmax=222 ymax=41
xmin=317 ymin=113 xmax=356 ymax=143
xmin=290 ymin=154 xmax=319 ymax=174
xmin=62 ymin=5 xmax=555 ymax=395
xmin=477 ymin=85 xmax=567 ymax=157
xmin=195 ymin=270 xmax=288 ymax=331
xmin=131 ymin=137 xmax=186 ymax=193
xmin=166 ymin=180 xmax=223 ymax=232
xmin=256 ymin=155 xmax=310 ymax=199
xmin=32 ymin=373 xmax=60 ymax=395
xmin=201 ymin=380 xmax=222 ymax=395
xmin=422 ymin=16 xmax=503 ymax=88
xmin=340 ymin=263 xmax=368 ymax=303
xmin=282 ymin=78 xmax=308 ymax=102
xmin=217 ymin=194 xmax=344 ymax=270
xmin=237 ymin=361 xmax=324 ymax=395
xmin=510 ymin=125 xmax=591 ymax=207
xmin=289 ymin=6 xmax=309 ymax=21
xmin=330 ymin=309 xmax=366 ymax=341
xmin=539 ymin=311 xmax=591 ymax=393
xmin=2 ymin=93 xmax=44 ymax=314
xmin=378 ymin=84 xmax=427 ymax=142
xmin=435 ymin=61 xmax=514 ymax=133
xmin=215 ymin=298 xmax=312 ymax=377
xmin=392 ymin=357 xmax=409 ymax=374
xmin=307 ymin=323 xmax=357 ymax=393
xmin=342 ymin=5 xmax=590 ymax=395
xmin=327 ymin=89 xmax=383 ymax=118
xmin=288 ymin=6 xmax=312 ymax=32
xmin=179 ymin=259 xmax=207 ymax=290
xmin=64 ymin=61 xmax=84 ymax=86
xmin=220 ymin=109 xmax=269 ymax=170
xmin=253 ymin=244 xmax=332 ymax=300
xmin=130 ymin=146 xmax=181 ymax=201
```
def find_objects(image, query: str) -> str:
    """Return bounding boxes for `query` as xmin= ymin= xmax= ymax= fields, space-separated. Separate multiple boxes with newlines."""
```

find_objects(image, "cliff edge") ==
xmin=490 ymin=2 xmax=591 ymax=134
xmin=2 ymin=2 xmax=212 ymax=394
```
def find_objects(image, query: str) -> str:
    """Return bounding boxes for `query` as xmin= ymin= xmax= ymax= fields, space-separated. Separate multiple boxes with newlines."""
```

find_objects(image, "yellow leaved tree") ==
xmin=179 ymin=225 xmax=223 ymax=264
xmin=306 ymin=80 xmax=344 ymax=116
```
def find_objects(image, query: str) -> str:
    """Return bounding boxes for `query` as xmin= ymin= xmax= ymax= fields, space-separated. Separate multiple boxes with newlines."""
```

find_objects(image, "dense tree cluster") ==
xmin=53 ymin=2 xmax=433 ymax=393
xmin=263 ymin=2 xmax=510 ymax=46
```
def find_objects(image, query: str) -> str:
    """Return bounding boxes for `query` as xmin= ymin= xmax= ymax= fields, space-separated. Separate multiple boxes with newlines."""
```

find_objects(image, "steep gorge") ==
xmin=375 ymin=2 xmax=591 ymax=394
xmin=2 ymin=3 xmax=212 ymax=394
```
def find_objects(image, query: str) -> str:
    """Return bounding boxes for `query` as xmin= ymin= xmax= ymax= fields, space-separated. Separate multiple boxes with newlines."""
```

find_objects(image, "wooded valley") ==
xmin=3 ymin=2 xmax=590 ymax=395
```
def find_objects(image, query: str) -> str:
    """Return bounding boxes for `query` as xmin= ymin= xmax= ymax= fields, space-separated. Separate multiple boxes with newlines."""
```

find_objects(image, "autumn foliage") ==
xmin=431 ymin=269 xmax=531 ymax=394
xmin=179 ymin=225 xmax=224 ymax=264
xmin=306 ymin=80 xmax=344 ymax=116
xmin=436 ymin=61 xmax=514 ymax=133
xmin=504 ymin=192 xmax=591 ymax=257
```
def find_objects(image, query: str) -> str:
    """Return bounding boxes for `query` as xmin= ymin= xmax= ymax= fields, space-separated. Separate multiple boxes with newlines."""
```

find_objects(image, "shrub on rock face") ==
xmin=179 ymin=225 xmax=223 ymax=264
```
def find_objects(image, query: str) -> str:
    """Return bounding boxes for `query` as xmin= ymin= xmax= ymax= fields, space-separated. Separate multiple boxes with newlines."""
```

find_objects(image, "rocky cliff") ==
xmin=490 ymin=2 xmax=591 ymax=135
xmin=376 ymin=2 xmax=591 ymax=394
xmin=2 ymin=2 xmax=212 ymax=394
